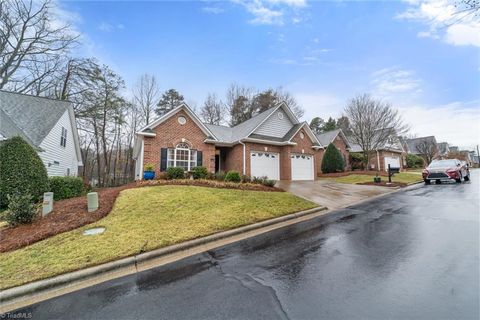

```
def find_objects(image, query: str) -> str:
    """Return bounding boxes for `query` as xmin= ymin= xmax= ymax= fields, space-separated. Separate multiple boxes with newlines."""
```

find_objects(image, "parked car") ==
xmin=422 ymin=159 xmax=470 ymax=184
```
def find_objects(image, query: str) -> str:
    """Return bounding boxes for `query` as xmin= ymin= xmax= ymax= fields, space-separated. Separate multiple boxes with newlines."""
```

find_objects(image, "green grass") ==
xmin=320 ymin=173 xmax=423 ymax=185
xmin=0 ymin=186 xmax=316 ymax=290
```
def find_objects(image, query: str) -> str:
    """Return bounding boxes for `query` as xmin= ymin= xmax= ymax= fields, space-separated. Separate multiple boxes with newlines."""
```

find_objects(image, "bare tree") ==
xmin=200 ymin=93 xmax=226 ymax=125
xmin=345 ymin=94 xmax=408 ymax=169
xmin=415 ymin=140 xmax=438 ymax=164
xmin=0 ymin=0 xmax=77 ymax=92
xmin=132 ymin=74 xmax=160 ymax=126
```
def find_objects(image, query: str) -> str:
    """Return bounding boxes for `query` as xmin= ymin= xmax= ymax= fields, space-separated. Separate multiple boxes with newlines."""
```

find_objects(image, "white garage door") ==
xmin=250 ymin=152 xmax=279 ymax=180
xmin=291 ymin=154 xmax=314 ymax=181
xmin=384 ymin=156 xmax=400 ymax=171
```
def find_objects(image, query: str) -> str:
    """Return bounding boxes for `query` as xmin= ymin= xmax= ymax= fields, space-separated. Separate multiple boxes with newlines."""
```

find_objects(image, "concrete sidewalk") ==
xmin=277 ymin=179 xmax=395 ymax=209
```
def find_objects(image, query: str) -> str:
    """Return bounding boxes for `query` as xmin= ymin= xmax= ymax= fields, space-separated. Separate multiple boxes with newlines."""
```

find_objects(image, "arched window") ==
xmin=167 ymin=142 xmax=197 ymax=171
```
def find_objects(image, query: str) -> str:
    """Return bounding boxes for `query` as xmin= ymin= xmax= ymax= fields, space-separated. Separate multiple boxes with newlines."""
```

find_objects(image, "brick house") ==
xmin=133 ymin=102 xmax=330 ymax=181
xmin=349 ymin=136 xmax=406 ymax=172
xmin=316 ymin=129 xmax=351 ymax=172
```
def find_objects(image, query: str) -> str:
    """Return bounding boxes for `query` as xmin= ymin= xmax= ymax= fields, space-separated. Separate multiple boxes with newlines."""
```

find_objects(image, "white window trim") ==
xmin=168 ymin=144 xmax=197 ymax=171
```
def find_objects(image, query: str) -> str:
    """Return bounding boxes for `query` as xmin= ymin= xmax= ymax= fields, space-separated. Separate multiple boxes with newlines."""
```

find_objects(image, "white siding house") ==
xmin=38 ymin=110 xmax=81 ymax=176
xmin=0 ymin=90 xmax=83 ymax=176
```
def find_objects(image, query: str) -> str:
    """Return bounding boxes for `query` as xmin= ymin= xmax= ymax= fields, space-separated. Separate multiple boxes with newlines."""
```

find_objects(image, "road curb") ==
xmin=0 ymin=206 xmax=327 ymax=306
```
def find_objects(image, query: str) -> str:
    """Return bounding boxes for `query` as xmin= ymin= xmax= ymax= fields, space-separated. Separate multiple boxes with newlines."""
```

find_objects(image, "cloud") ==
xmin=371 ymin=67 xmax=422 ymax=98
xmin=233 ymin=0 xmax=307 ymax=26
xmin=397 ymin=0 xmax=480 ymax=47
xmin=202 ymin=6 xmax=225 ymax=14
xmin=398 ymin=101 xmax=480 ymax=150
xmin=98 ymin=22 xmax=125 ymax=32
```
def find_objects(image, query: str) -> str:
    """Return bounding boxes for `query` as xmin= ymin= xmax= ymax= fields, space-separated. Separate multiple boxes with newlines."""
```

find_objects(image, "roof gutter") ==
xmin=136 ymin=132 xmax=157 ymax=137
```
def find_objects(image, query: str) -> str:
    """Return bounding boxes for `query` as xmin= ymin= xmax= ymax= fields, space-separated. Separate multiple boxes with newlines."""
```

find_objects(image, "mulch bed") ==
xmin=357 ymin=181 xmax=407 ymax=187
xmin=0 ymin=183 xmax=136 ymax=253
xmin=318 ymin=170 xmax=389 ymax=178
xmin=136 ymin=179 xmax=283 ymax=192
xmin=0 ymin=180 xmax=282 ymax=253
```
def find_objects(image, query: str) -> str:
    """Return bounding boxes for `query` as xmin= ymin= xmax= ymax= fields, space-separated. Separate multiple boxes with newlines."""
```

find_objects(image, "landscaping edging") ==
xmin=0 ymin=206 xmax=327 ymax=306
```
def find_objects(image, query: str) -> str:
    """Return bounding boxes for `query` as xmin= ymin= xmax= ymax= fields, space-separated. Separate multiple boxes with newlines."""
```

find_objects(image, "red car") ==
xmin=422 ymin=159 xmax=470 ymax=184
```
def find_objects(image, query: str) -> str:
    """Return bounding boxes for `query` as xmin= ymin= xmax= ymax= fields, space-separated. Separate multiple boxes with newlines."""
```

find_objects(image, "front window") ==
xmin=167 ymin=142 xmax=197 ymax=171
xmin=60 ymin=127 xmax=67 ymax=147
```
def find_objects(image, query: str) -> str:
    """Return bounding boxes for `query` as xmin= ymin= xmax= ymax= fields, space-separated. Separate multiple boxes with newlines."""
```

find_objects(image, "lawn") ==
xmin=321 ymin=173 xmax=423 ymax=185
xmin=0 ymin=185 xmax=316 ymax=290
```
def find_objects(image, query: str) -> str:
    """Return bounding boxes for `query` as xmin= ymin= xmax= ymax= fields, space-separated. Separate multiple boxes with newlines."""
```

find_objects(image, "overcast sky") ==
xmin=58 ymin=0 xmax=480 ymax=150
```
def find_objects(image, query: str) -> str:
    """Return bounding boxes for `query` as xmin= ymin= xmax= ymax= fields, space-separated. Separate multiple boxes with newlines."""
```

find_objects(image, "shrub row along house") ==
xmin=133 ymin=102 xmax=355 ymax=181
xmin=0 ymin=91 xmax=83 ymax=176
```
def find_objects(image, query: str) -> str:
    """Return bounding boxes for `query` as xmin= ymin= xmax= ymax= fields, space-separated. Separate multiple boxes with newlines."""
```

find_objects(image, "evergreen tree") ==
xmin=321 ymin=143 xmax=345 ymax=173
xmin=156 ymin=89 xmax=184 ymax=115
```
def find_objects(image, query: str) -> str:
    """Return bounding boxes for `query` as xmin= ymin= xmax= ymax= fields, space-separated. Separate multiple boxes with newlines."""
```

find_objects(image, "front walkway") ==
xmin=276 ymin=179 xmax=394 ymax=209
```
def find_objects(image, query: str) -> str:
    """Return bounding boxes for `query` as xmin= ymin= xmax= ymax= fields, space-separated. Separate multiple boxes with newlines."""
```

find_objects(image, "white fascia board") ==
xmin=288 ymin=122 xmax=323 ymax=147
xmin=243 ymin=137 xmax=297 ymax=146
xmin=137 ymin=103 xmax=218 ymax=140
xmin=67 ymin=104 xmax=84 ymax=166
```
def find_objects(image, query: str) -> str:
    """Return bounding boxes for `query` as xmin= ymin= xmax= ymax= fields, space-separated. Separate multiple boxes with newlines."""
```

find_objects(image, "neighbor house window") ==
xmin=60 ymin=127 xmax=67 ymax=147
xmin=167 ymin=142 xmax=197 ymax=171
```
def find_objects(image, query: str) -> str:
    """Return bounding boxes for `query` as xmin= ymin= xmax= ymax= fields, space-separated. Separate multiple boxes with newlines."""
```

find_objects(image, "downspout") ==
xmin=239 ymin=140 xmax=246 ymax=175
xmin=376 ymin=150 xmax=381 ymax=171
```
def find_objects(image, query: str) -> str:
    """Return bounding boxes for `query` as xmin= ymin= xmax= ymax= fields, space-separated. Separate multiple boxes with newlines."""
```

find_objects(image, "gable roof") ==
xmin=347 ymin=134 xmax=404 ymax=153
xmin=139 ymin=101 xmax=323 ymax=147
xmin=138 ymin=103 xmax=217 ymax=139
xmin=316 ymin=129 xmax=351 ymax=149
xmin=437 ymin=142 xmax=449 ymax=154
xmin=406 ymin=136 xmax=437 ymax=154
xmin=0 ymin=90 xmax=70 ymax=147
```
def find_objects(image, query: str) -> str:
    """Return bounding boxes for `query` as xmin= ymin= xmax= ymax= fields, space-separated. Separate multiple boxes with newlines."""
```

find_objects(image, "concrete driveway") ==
xmin=276 ymin=179 xmax=395 ymax=209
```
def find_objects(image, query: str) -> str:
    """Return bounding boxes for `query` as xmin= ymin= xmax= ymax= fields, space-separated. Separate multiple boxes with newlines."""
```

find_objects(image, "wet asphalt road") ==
xmin=10 ymin=171 xmax=480 ymax=320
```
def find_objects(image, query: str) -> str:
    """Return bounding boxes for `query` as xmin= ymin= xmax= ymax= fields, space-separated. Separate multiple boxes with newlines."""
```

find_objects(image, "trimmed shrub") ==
xmin=49 ymin=176 xmax=84 ymax=201
xmin=406 ymin=154 xmax=424 ymax=168
xmin=224 ymin=170 xmax=241 ymax=183
xmin=0 ymin=136 xmax=49 ymax=207
xmin=252 ymin=176 xmax=265 ymax=184
xmin=4 ymin=193 xmax=37 ymax=225
xmin=321 ymin=143 xmax=345 ymax=173
xmin=241 ymin=175 xmax=251 ymax=183
xmin=166 ymin=167 xmax=185 ymax=180
xmin=215 ymin=171 xmax=226 ymax=181
xmin=349 ymin=152 xmax=365 ymax=170
xmin=262 ymin=179 xmax=276 ymax=187
xmin=192 ymin=166 xmax=209 ymax=180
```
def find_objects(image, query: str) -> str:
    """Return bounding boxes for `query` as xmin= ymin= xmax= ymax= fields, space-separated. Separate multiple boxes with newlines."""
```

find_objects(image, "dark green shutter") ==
xmin=160 ymin=148 xmax=168 ymax=172
xmin=197 ymin=151 xmax=203 ymax=167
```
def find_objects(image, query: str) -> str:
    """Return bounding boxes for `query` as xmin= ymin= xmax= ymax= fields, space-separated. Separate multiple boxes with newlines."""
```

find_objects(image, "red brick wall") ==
xmin=143 ymin=109 xmax=216 ymax=175
xmin=288 ymin=129 xmax=322 ymax=179
xmin=220 ymin=129 xmax=320 ymax=180
xmin=367 ymin=150 xmax=405 ymax=172
xmin=317 ymin=135 xmax=351 ymax=174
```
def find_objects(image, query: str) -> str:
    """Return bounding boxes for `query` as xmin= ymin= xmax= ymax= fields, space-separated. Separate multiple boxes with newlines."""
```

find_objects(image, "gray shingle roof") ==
xmin=406 ymin=136 xmax=437 ymax=154
xmin=316 ymin=129 xmax=342 ymax=147
xmin=203 ymin=106 xmax=280 ymax=143
xmin=0 ymin=90 xmax=70 ymax=147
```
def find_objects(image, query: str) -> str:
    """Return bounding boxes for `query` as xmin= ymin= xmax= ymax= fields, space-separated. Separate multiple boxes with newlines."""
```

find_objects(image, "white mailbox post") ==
xmin=42 ymin=192 xmax=54 ymax=216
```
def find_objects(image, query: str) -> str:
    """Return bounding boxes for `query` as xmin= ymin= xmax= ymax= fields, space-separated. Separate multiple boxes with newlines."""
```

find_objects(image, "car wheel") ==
xmin=455 ymin=171 xmax=462 ymax=183
xmin=424 ymin=179 xmax=431 ymax=185
xmin=464 ymin=173 xmax=470 ymax=181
